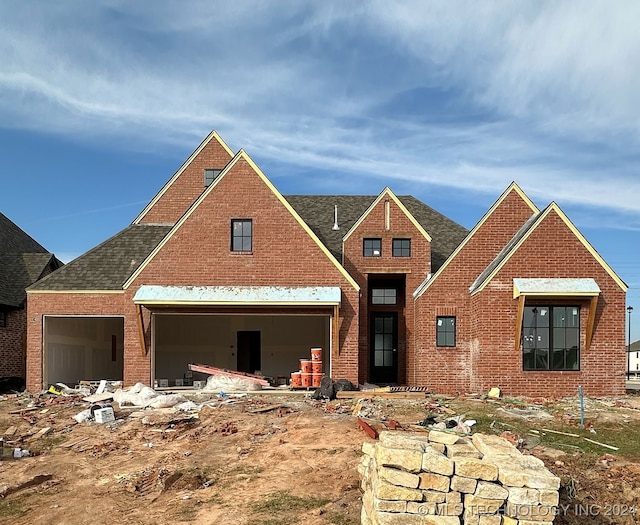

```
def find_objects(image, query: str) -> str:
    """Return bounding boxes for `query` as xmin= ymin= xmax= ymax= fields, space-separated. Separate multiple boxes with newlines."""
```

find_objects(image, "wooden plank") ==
xmin=136 ymin=304 xmax=147 ymax=356
xmin=586 ymin=296 xmax=598 ymax=351
xmin=188 ymin=363 xmax=270 ymax=386
xmin=514 ymin=295 xmax=525 ymax=351
xmin=32 ymin=427 xmax=52 ymax=439
xmin=4 ymin=426 xmax=17 ymax=436
xmin=59 ymin=436 xmax=90 ymax=448
xmin=246 ymin=404 xmax=282 ymax=414
xmin=9 ymin=407 xmax=39 ymax=415
xmin=82 ymin=392 xmax=115 ymax=403
xmin=336 ymin=391 xmax=427 ymax=400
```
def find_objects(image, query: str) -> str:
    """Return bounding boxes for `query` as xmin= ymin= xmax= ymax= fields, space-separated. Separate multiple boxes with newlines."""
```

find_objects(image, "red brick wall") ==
xmin=470 ymin=209 xmax=626 ymax=397
xmin=0 ymin=308 xmax=26 ymax=378
xmin=26 ymin=293 xmax=130 ymax=391
xmin=342 ymin=195 xmax=431 ymax=384
xmin=131 ymin=156 xmax=360 ymax=384
xmin=138 ymin=135 xmax=233 ymax=225
xmin=414 ymin=189 xmax=538 ymax=392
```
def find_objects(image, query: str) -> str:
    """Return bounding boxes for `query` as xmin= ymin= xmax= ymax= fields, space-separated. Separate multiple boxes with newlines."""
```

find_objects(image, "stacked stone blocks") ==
xmin=359 ymin=430 xmax=560 ymax=525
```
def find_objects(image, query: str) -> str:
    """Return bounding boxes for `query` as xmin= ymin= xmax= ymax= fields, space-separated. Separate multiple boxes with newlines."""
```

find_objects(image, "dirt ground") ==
xmin=2 ymin=387 xmax=640 ymax=525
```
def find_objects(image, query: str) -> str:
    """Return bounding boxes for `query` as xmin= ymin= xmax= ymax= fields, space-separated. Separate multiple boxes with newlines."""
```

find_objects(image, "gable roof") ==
xmin=133 ymin=131 xmax=234 ymax=224
xmin=0 ymin=212 xmax=48 ymax=254
xmin=342 ymin=187 xmax=432 ymax=243
xmin=0 ymin=253 xmax=56 ymax=306
xmin=414 ymin=182 xmax=539 ymax=298
xmin=28 ymin=224 xmax=172 ymax=292
xmin=124 ymin=150 xmax=361 ymax=291
xmin=469 ymin=202 xmax=628 ymax=295
xmin=285 ymin=194 xmax=467 ymax=270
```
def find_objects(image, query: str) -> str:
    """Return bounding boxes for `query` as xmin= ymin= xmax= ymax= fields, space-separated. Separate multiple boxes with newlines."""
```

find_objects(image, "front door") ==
xmin=370 ymin=312 xmax=397 ymax=384
xmin=237 ymin=331 xmax=261 ymax=374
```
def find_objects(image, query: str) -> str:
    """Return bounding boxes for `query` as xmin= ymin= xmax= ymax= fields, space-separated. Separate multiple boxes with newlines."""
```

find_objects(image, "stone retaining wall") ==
xmin=359 ymin=430 xmax=560 ymax=525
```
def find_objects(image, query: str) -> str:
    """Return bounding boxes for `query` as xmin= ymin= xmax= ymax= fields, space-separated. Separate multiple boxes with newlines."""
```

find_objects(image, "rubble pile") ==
xmin=359 ymin=430 xmax=560 ymax=525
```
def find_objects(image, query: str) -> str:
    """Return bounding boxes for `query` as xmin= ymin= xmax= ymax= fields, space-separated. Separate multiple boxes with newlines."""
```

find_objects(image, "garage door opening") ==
xmin=153 ymin=314 xmax=330 ymax=385
xmin=43 ymin=316 xmax=124 ymax=387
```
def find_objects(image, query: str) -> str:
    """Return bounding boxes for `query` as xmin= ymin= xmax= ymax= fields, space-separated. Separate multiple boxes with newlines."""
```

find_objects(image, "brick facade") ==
xmin=24 ymin=134 xmax=628 ymax=396
xmin=0 ymin=309 xmax=26 ymax=378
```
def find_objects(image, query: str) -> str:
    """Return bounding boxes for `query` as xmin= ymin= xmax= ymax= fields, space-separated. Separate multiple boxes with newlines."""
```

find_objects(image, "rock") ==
xmin=418 ymin=472 xmax=451 ymax=492
xmin=422 ymin=445 xmax=454 ymax=476
xmin=451 ymin=475 xmax=477 ymax=494
xmin=474 ymin=481 xmax=509 ymax=500
xmin=379 ymin=467 xmax=420 ymax=489
xmin=376 ymin=444 xmax=424 ymax=473
xmin=428 ymin=430 xmax=461 ymax=445
xmin=453 ymin=457 xmax=499 ymax=481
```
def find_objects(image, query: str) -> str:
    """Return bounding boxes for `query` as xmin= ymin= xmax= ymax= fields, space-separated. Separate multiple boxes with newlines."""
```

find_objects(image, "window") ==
xmin=392 ymin=238 xmax=411 ymax=257
xmin=204 ymin=168 xmax=222 ymax=187
xmin=371 ymin=288 xmax=397 ymax=305
xmin=436 ymin=316 xmax=456 ymax=347
xmin=0 ymin=311 xmax=5 ymax=328
xmin=363 ymin=238 xmax=382 ymax=257
xmin=231 ymin=219 xmax=252 ymax=251
xmin=522 ymin=306 xmax=580 ymax=371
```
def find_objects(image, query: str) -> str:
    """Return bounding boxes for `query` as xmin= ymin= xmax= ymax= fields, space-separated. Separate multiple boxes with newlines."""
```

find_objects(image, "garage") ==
xmin=133 ymin=285 xmax=341 ymax=386
xmin=43 ymin=316 xmax=124 ymax=387
xmin=152 ymin=313 xmax=331 ymax=385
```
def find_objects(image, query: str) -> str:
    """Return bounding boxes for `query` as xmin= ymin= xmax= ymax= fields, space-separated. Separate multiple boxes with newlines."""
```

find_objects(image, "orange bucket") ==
xmin=312 ymin=360 xmax=323 ymax=374
xmin=310 ymin=348 xmax=323 ymax=361
xmin=301 ymin=372 xmax=312 ymax=387
xmin=312 ymin=372 xmax=323 ymax=388
xmin=290 ymin=372 xmax=302 ymax=387
xmin=300 ymin=359 xmax=313 ymax=374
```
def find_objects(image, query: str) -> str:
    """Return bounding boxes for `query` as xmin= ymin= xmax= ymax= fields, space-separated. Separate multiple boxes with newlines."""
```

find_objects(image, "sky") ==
xmin=0 ymin=1 xmax=639 ymax=340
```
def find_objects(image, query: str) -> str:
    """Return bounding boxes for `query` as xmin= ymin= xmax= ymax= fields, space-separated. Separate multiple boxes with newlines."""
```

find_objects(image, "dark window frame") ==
xmin=392 ymin=238 xmax=411 ymax=257
xmin=204 ymin=168 xmax=222 ymax=187
xmin=231 ymin=219 xmax=253 ymax=252
xmin=0 ymin=311 xmax=6 ymax=328
xmin=363 ymin=238 xmax=382 ymax=257
xmin=522 ymin=305 xmax=580 ymax=371
xmin=371 ymin=288 xmax=397 ymax=305
xmin=436 ymin=316 xmax=456 ymax=347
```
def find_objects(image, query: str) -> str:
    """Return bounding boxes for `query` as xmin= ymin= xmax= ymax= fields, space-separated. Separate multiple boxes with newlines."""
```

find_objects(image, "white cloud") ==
xmin=1 ymin=1 xmax=639 ymax=223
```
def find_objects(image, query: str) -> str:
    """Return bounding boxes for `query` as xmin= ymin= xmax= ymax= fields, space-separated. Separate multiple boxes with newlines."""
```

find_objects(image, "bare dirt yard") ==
xmin=2 ymin=386 xmax=640 ymax=525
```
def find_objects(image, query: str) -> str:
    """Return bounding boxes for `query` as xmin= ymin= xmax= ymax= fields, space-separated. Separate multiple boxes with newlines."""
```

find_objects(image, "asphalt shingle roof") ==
xmin=285 ymin=195 xmax=468 ymax=271
xmin=0 ymin=212 xmax=58 ymax=306
xmin=28 ymin=224 xmax=173 ymax=291
xmin=0 ymin=212 xmax=48 ymax=254
xmin=29 ymin=194 xmax=467 ymax=292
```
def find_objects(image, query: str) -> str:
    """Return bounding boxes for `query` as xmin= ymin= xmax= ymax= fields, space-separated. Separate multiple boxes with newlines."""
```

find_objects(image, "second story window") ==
xmin=363 ymin=238 xmax=382 ymax=257
xmin=231 ymin=219 xmax=252 ymax=252
xmin=392 ymin=238 xmax=411 ymax=257
xmin=204 ymin=169 xmax=222 ymax=187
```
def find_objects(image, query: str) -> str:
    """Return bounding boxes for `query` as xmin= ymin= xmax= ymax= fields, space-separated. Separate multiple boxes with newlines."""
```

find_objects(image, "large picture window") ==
xmin=231 ymin=219 xmax=252 ymax=252
xmin=436 ymin=316 xmax=456 ymax=347
xmin=522 ymin=306 xmax=580 ymax=371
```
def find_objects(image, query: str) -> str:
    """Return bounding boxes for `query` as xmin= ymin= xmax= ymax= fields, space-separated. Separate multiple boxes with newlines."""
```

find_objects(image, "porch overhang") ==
xmin=513 ymin=278 xmax=601 ymax=299
xmin=513 ymin=278 xmax=601 ymax=352
xmin=133 ymin=285 xmax=342 ymax=307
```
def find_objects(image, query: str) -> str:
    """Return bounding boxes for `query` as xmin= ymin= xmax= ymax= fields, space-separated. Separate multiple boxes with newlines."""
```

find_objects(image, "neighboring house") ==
xmin=25 ymin=132 xmax=628 ymax=397
xmin=628 ymin=340 xmax=640 ymax=377
xmin=1 ymin=213 xmax=62 ymax=381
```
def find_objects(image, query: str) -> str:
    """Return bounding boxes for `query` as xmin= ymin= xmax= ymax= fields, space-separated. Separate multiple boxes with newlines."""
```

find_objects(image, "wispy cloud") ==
xmin=1 ymin=1 xmax=639 ymax=224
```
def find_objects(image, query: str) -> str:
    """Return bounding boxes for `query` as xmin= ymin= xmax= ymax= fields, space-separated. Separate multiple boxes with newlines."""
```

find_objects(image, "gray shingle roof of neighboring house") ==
xmin=285 ymin=195 xmax=468 ymax=271
xmin=29 ymin=194 xmax=468 ymax=292
xmin=28 ymin=224 xmax=173 ymax=291
xmin=0 ymin=253 xmax=57 ymax=306
xmin=631 ymin=340 xmax=640 ymax=352
xmin=0 ymin=213 xmax=60 ymax=306
xmin=0 ymin=212 xmax=49 ymax=254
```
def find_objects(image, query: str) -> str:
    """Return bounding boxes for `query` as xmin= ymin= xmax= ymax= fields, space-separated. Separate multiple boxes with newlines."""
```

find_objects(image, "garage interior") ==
xmin=153 ymin=313 xmax=331 ymax=385
xmin=44 ymin=316 xmax=124 ymax=387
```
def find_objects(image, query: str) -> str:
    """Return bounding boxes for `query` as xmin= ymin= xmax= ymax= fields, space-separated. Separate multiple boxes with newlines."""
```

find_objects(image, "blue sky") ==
xmin=1 ymin=2 xmax=639 ymax=340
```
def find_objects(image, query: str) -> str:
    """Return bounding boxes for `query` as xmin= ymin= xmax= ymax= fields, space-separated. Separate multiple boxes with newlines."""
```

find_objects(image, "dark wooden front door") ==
xmin=237 ymin=331 xmax=261 ymax=374
xmin=370 ymin=313 xmax=398 ymax=384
